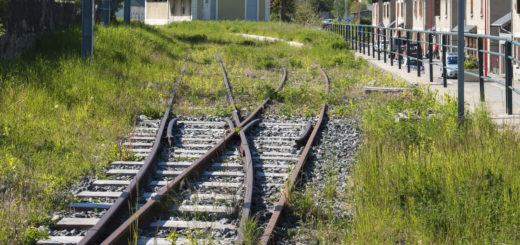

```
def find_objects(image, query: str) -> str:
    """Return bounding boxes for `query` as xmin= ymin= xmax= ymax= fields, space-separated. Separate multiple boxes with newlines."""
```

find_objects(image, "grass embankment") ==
xmin=286 ymin=55 xmax=520 ymax=243
xmin=0 ymin=20 xmax=368 ymax=243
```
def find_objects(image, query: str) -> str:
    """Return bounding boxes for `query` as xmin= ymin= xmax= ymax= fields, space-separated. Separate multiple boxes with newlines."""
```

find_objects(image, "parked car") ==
xmin=441 ymin=52 xmax=458 ymax=78
xmin=389 ymin=42 xmax=421 ymax=60
xmin=321 ymin=19 xmax=333 ymax=30
xmin=403 ymin=58 xmax=424 ymax=71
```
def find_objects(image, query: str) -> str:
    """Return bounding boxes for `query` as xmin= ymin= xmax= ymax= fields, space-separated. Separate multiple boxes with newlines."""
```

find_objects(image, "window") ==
xmin=414 ymin=0 xmax=417 ymax=17
xmin=517 ymin=0 xmax=520 ymax=14
xmin=480 ymin=0 xmax=483 ymax=16
xmin=471 ymin=0 xmax=473 ymax=15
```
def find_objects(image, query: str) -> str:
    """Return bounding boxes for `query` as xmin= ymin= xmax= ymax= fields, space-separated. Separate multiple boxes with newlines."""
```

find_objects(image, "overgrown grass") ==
xmin=0 ymin=20 xmax=370 ymax=243
xmin=349 ymin=89 xmax=520 ymax=243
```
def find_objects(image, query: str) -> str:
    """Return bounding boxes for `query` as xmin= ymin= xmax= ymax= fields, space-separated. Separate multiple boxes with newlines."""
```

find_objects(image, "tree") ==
xmin=271 ymin=0 xmax=295 ymax=21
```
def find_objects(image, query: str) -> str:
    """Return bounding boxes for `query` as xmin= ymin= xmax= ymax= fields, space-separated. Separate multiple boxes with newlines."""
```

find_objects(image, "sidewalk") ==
xmin=354 ymin=50 xmax=520 ymax=127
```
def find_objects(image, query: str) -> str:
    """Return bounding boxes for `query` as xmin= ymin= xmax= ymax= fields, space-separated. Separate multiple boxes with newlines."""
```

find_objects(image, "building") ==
xmin=435 ymin=0 xmax=458 ymax=51
xmin=512 ymin=1 xmax=520 ymax=78
xmin=491 ymin=12 xmax=511 ymax=75
xmin=372 ymin=0 xmax=383 ymax=27
xmin=116 ymin=0 xmax=145 ymax=21
xmin=382 ymin=0 xmax=396 ymax=37
xmin=462 ymin=0 xmax=509 ymax=75
xmin=412 ymin=0 xmax=438 ymax=54
xmin=395 ymin=0 xmax=413 ymax=30
xmin=145 ymin=0 xmax=270 ymax=25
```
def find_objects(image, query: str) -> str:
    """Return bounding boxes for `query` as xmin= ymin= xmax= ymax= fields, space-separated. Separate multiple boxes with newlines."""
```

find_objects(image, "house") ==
xmin=372 ymin=0 xmax=383 ymax=27
xmin=461 ymin=0 xmax=509 ymax=75
xmin=512 ymin=0 xmax=520 ymax=78
xmin=435 ymin=0 xmax=458 ymax=51
xmin=491 ymin=12 xmax=511 ymax=75
xmin=395 ymin=0 xmax=413 ymax=30
xmin=412 ymin=0 xmax=439 ymax=54
xmin=145 ymin=0 xmax=270 ymax=25
xmin=116 ymin=0 xmax=145 ymax=20
xmin=382 ymin=0 xmax=396 ymax=36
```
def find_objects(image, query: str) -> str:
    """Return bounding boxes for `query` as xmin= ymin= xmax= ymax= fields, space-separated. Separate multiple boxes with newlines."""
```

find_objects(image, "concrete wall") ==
xmin=145 ymin=1 xmax=169 ymax=24
xmin=218 ymin=0 xmax=244 ymax=20
xmin=0 ymin=0 xmax=80 ymax=58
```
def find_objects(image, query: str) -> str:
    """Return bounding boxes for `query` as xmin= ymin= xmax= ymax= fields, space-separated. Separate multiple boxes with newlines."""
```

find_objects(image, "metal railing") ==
xmin=324 ymin=23 xmax=519 ymax=115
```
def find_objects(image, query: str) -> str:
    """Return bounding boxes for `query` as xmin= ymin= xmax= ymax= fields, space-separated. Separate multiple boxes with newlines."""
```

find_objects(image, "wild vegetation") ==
xmin=2 ymin=17 xmax=519 ymax=244
xmin=0 ymin=20 xmax=365 ymax=243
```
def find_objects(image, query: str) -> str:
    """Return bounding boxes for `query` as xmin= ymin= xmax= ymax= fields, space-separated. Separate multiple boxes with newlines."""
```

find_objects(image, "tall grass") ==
xmin=0 ymin=20 xmax=369 ymax=243
xmin=349 ymin=89 xmax=520 ymax=243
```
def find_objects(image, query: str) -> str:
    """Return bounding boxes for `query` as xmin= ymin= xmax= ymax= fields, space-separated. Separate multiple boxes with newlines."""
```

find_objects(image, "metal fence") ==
xmin=324 ymin=23 xmax=520 ymax=115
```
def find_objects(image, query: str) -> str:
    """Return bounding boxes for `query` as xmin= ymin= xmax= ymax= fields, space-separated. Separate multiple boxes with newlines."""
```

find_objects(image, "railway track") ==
xmin=38 ymin=55 xmax=329 ymax=244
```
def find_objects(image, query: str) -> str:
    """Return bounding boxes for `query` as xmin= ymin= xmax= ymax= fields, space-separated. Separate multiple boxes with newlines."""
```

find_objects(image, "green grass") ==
xmin=0 ymin=20 xmax=368 ymax=243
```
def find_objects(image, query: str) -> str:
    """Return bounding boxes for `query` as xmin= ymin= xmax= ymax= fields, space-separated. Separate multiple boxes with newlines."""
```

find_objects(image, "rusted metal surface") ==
xmin=295 ymin=121 xmax=313 ymax=147
xmin=100 ymin=63 xmax=288 ymax=245
xmin=78 ymin=60 xmax=188 ymax=245
xmin=166 ymin=118 xmax=178 ymax=146
xmin=259 ymin=66 xmax=330 ymax=245
xmin=237 ymin=119 xmax=261 ymax=243
xmin=216 ymin=53 xmax=241 ymax=125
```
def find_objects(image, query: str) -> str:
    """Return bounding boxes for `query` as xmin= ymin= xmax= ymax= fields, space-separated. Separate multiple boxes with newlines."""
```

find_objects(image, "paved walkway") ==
xmin=354 ymin=49 xmax=520 ymax=127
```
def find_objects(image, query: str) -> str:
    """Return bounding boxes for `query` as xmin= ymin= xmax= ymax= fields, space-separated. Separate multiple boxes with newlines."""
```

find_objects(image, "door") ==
xmin=246 ymin=0 xmax=257 ymax=21
xmin=203 ymin=0 xmax=210 ymax=20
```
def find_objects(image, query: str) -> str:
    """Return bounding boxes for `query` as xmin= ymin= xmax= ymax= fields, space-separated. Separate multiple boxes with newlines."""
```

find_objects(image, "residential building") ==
xmin=491 ymin=12 xmax=511 ymax=75
xmin=435 ymin=0 xmax=458 ymax=51
xmin=116 ymin=0 xmax=145 ymax=21
xmin=372 ymin=0 xmax=383 ymax=27
xmin=512 ymin=0 xmax=520 ymax=78
xmin=145 ymin=0 xmax=270 ymax=25
xmin=412 ymin=0 xmax=439 ymax=54
xmin=462 ymin=0 xmax=509 ymax=74
xmin=395 ymin=0 xmax=413 ymax=30
xmin=382 ymin=0 xmax=396 ymax=37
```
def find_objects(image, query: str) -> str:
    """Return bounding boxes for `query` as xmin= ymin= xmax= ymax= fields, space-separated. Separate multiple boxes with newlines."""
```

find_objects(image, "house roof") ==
xmin=452 ymin=25 xmax=477 ymax=33
xmin=491 ymin=12 xmax=511 ymax=28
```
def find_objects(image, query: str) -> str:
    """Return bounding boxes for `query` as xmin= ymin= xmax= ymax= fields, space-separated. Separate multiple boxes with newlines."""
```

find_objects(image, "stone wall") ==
xmin=0 ymin=0 xmax=80 ymax=58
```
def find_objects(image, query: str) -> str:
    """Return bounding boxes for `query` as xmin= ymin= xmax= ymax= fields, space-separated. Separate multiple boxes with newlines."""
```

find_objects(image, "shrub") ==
xmin=464 ymin=56 xmax=478 ymax=69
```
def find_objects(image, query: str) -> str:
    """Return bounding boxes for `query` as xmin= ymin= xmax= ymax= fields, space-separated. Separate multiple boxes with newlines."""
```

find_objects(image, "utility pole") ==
xmin=81 ymin=0 xmax=94 ymax=59
xmin=457 ymin=0 xmax=465 ymax=120
xmin=124 ymin=0 xmax=131 ymax=25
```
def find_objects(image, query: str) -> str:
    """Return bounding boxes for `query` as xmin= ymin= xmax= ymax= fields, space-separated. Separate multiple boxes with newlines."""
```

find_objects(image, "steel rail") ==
xmin=216 ymin=53 xmax=241 ymax=125
xmin=259 ymin=65 xmax=329 ymax=245
xmin=101 ymin=64 xmax=289 ymax=245
xmin=78 ymin=59 xmax=188 ymax=245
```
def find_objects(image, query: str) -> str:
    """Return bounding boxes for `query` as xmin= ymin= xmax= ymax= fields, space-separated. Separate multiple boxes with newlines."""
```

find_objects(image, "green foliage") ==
xmin=255 ymin=55 xmax=278 ymax=69
xmin=348 ymin=89 xmax=520 ymax=243
xmin=464 ymin=56 xmax=479 ymax=70
xmin=242 ymin=216 xmax=262 ymax=245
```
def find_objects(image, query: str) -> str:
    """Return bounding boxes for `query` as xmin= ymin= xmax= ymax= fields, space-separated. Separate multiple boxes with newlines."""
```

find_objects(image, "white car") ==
xmin=441 ymin=53 xmax=458 ymax=78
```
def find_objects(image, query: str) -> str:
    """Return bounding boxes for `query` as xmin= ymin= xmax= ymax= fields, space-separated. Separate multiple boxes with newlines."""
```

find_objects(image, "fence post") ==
xmin=378 ymin=28 xmax=381 ymax=61
xmin=372 ymin=28 xmax=375 ymax=58
xmin=102 ymin=0 xmax=110 ymax=27
xmin=398 ymin=31 xmax=402 ymax=69
xmin=407 ymin=31 xmax=411 ymax=73
xmin=383 ymin=30 xmax=387 ymax=63
xmin=429 ymin=33 xmax=433 ymax=82
xmin=477 ymin=37 xmax=485 ymax=102
xmin=124 ymin=0 xmax=130 ymax=25
xmin=81 ymin=0 xmax=94 ymax=59
xmin=391 ymin=31 xmax=394 ymax=66
xmin=417 ymin=33 xmax=421 ymax=77
xmin=442 ymin=35 xmax=447 ymax=87
xmin=506 ymin=41 xmax=513 ymax=115
xmin=363 ymin=27 xmax=366 ymax=54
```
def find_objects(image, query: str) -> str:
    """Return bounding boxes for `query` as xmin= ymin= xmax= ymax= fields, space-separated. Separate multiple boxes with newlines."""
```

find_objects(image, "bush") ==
xmin=464 ymin=56 xmax=478 ymax=69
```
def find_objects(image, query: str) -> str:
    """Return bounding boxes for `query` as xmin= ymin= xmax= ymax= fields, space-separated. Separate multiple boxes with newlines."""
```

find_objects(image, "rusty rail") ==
xmin=100 ymin=63 xmax=288 ymax=245
xmin=78 ymin=60 xmax=188 ymax=245
xmin=216 ymin=53 xmax=241 ymax=125
xmin=259 ymin=65 xmax=330 ymax=245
